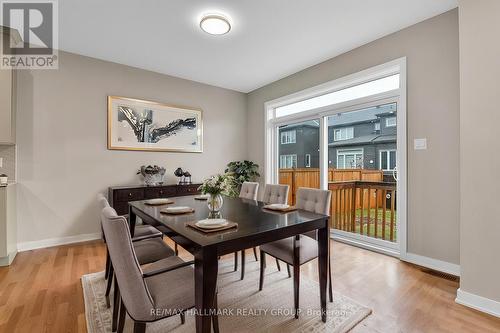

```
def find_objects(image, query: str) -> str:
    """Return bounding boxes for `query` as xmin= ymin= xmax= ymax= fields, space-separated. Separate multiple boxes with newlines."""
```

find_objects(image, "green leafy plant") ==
xmin=224 ymin=160 xmax=260 ymax=195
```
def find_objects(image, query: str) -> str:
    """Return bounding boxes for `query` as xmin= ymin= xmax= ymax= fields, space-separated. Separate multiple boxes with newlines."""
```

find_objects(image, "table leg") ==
xmin=317 ymin=219 xmax=329 ymax=322
xmin=195 ymin=247 xmax=218 ymax=333
xmin=128 ymin=206 xmax=136 ymax=237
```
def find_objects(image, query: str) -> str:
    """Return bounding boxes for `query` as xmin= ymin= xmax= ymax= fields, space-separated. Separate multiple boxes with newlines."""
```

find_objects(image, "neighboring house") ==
xmin=278 ymin=103 xmax=397 ymax=176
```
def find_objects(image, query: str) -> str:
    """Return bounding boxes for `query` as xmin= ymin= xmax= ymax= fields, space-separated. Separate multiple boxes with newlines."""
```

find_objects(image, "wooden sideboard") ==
xmin=108 ymin=183 xmax=201 ymax=215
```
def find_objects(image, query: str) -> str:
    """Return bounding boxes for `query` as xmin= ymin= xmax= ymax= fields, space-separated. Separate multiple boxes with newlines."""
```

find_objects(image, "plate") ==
xmin=264 ymin=203 xmax=290 ymax=211
xmin=145 ymin=198 xmax=173 ymax=205
xmin=195 ymin=218 xmax=229 ymax=229
xmin=162 ymin=206 xmax=193 ymax=214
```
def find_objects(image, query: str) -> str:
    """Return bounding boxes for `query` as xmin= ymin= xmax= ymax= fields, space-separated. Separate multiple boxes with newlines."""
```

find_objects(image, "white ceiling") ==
xmin=59 ymin=0 xmax=458 ymax=93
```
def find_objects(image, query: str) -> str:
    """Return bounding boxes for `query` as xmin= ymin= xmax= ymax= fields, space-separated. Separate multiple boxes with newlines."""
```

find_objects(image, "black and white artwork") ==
xmin=108 ymin=96 xmax=203 ymax=152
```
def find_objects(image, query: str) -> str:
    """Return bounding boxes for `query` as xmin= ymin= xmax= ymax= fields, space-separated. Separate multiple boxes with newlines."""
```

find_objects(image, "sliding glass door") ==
xmin=277 ymin=119 xmax=320 ymax=205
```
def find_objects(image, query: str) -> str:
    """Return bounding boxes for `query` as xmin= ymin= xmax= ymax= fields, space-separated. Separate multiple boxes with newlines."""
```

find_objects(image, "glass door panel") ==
xmin=327 ymin=103 xmax=398 ymax=244
xmin=278 ymin=119 xmax=320 ymax=205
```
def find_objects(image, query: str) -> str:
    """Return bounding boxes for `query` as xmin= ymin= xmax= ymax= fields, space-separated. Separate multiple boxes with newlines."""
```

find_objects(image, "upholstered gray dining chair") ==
xmin=239 ymin=181 xmax=259 ymax=200
xmin=101 ymin=207 xmax=219 ymax=333
xmin=236 ymin=183 xmax=291 ymax=280
xmin=262 ymin=184 xmax=289 ymax=205
xmin=259 ymin=187 xmax=333 ymax=318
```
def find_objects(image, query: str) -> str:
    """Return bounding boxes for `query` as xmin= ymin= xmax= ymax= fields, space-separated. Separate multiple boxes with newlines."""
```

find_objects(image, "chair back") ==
xmin=262 ymin=184 xmax=289 ymax=204
xmin=296 ymin=188 xmax=331 ymax=240
xmin=101 ymin=206 xmax=155 ymax=321
xmin=239 ymin=182 xmax=259 ymax=200
xmin=97 ymin=193 xmax=110 ymax=210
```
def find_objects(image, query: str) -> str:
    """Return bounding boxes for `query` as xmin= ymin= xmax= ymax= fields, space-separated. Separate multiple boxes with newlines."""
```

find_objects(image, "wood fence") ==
xmin=279 ymin=168 xmax=384 ymax=206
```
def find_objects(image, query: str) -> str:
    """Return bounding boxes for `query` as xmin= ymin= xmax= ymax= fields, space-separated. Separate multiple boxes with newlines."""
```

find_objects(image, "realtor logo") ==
xmin=1 ymin=0 xmax=58 ymax=69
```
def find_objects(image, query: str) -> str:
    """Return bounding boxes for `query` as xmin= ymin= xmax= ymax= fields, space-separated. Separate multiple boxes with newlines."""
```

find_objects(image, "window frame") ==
xmin=305 ymin=154 xmax=311 ymax=168
xmin=279 ymin=154 xmax=297 ymax=168
xmin=336 ymin=148 xmax=364 ymax=169
xmin=280 ymin=130 xmax=296 ymax=144
xmin=385 ymin=116 xmax=397 ymax=127
xmin=379 ymin=149 xmax=397 ymax=171
xmin=333 ymin=127 xmax=354 ymax=141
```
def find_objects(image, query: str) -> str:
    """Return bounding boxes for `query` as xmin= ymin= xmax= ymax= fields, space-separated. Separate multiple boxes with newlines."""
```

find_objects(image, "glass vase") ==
xmin=207 ymin=193 xmax=223 ymax=218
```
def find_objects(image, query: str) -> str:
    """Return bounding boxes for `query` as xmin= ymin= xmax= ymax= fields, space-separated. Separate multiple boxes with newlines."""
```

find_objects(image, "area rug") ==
xmin=82 ymin=258 xmax=371 ymax=333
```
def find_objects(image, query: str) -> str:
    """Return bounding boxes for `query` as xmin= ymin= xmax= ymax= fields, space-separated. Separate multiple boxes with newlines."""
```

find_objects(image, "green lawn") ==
xmin=334 ymin=208 xmax=397 ymax=242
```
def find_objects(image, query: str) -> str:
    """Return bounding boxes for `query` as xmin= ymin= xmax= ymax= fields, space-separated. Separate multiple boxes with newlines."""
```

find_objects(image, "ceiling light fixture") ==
xmin=200 ymin=14 xmax=231 ymax=35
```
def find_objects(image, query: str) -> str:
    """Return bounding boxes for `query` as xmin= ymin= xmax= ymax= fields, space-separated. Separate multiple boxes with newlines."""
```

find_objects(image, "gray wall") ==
xmin=247 ymin=10 xmax=460 ymax=264
xmin=459 ymin=0 xmax=500 ymax=302
xmin=16 ymin=51 xmax=247 ymax=244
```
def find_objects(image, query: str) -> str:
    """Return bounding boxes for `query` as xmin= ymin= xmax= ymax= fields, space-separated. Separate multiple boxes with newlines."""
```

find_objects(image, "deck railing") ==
xmin=279 ymin=168 xmax=384 ymax=205
xmin=328 ymin=181 xmax=397 ymax=242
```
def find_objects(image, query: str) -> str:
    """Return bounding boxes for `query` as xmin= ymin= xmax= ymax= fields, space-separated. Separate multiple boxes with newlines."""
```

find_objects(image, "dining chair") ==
xmin=232 ymin=182 xmax=260 ymax=275
xmin=237 ymin=184 xmax=290 ymax=280
xmin=259 ymin=187 xmax=334 ymax=318
xmin=97 ymin=193 xmax=163 ymax=282
xmin=101 ymin=207 xmax=219 ymax=333
xmin=238 ymin=181 xmax=259 ymax=200
xmin=99 ymin=204 xmax=176 ymax=332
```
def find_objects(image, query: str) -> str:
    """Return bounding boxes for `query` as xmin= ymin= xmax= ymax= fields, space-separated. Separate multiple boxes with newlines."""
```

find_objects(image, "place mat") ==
xmin=263 ymin=205 xmax=298 ymax=213
xmin=160 ymin=207 xmax=195 ymax=215
xmin=186 ymin=220 xmax=238 ymax=233
xmin=144 ymin=199 xmax=174 ymax=206
xmin=194 ymin=195 xmax=209 ymax=200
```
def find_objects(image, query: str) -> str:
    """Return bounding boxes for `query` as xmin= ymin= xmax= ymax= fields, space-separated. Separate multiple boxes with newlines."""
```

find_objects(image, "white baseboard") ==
xmin=456 ymin=288 xmax=500 ymax=318
xmin=17 ymin=232 xmax=102 ymax=252
xmin=401 ymin=252 xmax=460 ymax=276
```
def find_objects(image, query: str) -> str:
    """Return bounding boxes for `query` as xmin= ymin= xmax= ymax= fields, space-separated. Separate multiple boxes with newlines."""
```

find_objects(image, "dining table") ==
xmin=128 ymin=195 xmax=330 ymax=333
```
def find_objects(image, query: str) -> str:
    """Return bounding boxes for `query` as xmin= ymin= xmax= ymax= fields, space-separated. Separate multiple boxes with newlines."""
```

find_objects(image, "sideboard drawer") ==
xmin=114 ymin=202 xmax=130 ymax=216
xmin=116 ymin=188 xmax=144 ymax=202
xmin=144 ymin=186 xmax=176 ymax=199
xmin=177 ymin=185 xmax=200 ymax=196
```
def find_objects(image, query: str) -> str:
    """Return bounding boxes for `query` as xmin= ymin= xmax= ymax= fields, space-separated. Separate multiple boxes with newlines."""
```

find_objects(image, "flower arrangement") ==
xmin=198 ymin=174 xmax=237 ymax=197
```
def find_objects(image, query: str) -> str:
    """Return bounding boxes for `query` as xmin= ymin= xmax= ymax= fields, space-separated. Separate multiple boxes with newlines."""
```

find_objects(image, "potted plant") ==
xmin=198 ymin=174 xmax=236 ymax=216
xmin=225 ymin=160 xmax=260 ymax=195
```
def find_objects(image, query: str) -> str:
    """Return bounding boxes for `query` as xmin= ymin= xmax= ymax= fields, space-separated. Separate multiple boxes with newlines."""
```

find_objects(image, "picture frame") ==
xmin=107 ymin=96 xmax=203 ymax=153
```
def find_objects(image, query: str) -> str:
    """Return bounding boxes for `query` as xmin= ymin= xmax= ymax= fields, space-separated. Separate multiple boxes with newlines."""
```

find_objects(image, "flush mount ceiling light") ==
xmin=200 ymin=14 xmax=231 ymax=35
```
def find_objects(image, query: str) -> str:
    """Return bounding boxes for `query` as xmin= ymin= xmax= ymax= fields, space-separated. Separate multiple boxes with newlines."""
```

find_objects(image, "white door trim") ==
xmin=264 ymin=57 xmax=407 ymax=258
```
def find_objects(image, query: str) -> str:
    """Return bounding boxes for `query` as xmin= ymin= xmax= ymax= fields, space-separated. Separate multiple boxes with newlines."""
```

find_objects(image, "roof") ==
xmin=329 ymin=134 xmax=396 ymax=147
xmin=327 ymin=103 xmax=397 ymax=127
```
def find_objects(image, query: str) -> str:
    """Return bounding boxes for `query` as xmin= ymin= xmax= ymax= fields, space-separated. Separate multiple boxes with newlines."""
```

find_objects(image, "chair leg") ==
xmin=328 ymin=261 xmax=333 ymax=302
xmin=105 ymin=265 xmax=114 ymax=308
xmin=240 ymin=250 xmax=246 ymax=280
xmin=287 ymin=264 xmax=291 ymax=278
xmin=180 ymin=311 xmax=185 ymax=325
xmin=117 ymin=298 xmax=126 ymax=333
xmin=259 ymin=251 xmax=266 ymax=291
xmin=105 ymin=249 xmax=111 ymax=280
xmin=253 ymin=247 xmax=258 ymax=261
xmin=233 ymin=251 xmax=238 ymax=271
xmin=174 ymin=242 xmax=178 ymax=256
xmin=112 ymin=278 xmax=120 ymax=332
xmin=133 ymin=322 xmax=146 ymax=333
xmin=276 ymin=258 xmax=281 ymax=271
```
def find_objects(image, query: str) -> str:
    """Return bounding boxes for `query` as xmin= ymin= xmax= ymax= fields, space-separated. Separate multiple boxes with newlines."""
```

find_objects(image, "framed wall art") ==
xmin=107 ymin=96 xmax=203 ymax=152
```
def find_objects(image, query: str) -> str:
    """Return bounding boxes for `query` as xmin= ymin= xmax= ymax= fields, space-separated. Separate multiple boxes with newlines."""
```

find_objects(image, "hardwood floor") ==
xmin=0 ymin=239 xmax=499 ymax=332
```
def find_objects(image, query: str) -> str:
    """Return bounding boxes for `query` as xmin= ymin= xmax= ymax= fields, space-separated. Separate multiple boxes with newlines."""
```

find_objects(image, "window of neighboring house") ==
xmin=374 ymin=122 xmax=381 ymax=131
xmin=386 ymin=117 xmax=397 ymax=127
xmin=280 ymin=130 xmax=296 ymax=144
xmin=380 ymin=150 xmax=397 ymax=170
xmin=333 ymin=127 xmax=354 ymax=141
xmin=336 ymin=149 xmax=363 ymax=169
xmin=279 ymin=154 xmax=297 ymax=168
xmin=305 ymin=154 xmax=311 ymax=168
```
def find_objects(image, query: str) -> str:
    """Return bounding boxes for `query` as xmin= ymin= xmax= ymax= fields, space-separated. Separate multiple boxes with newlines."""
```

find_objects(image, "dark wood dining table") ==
xmin=128 ymin=195 xmax=330 ymax=333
